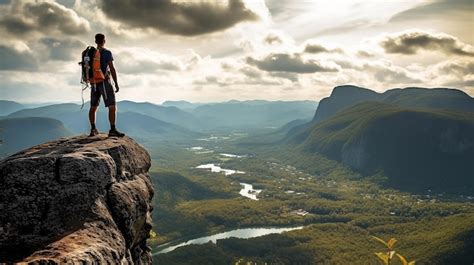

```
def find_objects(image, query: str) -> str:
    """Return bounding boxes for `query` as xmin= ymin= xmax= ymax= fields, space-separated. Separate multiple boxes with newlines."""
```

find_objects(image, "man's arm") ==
xmin=108 ymin=61 xmax=119 ymax=92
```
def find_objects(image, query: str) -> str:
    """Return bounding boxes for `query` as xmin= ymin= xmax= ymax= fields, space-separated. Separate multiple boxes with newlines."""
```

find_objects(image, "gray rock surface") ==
xmin=0 ymin=134 xmax=154 ymax=264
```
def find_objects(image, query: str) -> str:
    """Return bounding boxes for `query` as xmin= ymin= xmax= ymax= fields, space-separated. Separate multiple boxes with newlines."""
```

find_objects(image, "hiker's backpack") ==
xmin=80 ymin=46 xmax=105 ymax=85
xmin=80 ymin=46 xmax=95 ymax=85
xmin=79 ymin=46 xmax=106 ymax=109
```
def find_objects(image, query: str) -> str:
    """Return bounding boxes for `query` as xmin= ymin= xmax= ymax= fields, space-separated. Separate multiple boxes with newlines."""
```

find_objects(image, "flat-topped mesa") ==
xmin=0 ymin=135 xmax=154 ymax=264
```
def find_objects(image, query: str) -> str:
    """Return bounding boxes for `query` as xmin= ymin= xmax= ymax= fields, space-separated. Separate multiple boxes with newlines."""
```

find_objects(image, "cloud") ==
xmin=435 ymin=61 xmax=474 ymax=76
xmin=263 ymin=33 xmax=283 ymax=45
xmin=334 ymin=59 xmax=423 ymax=84
xmin=0 ymin=44 xmax=37 ymax=70
xmin=240 ymin=66 xmax=262 ymax=78
xmin=429 ymin=60 xmax=474 ymax=88
xmin=99 ymin=0 xmax=258 ymax=36
xmin=380 ymin=31 xmax=474 ymax=56
xmin=192 ymin=74 xmax=283 ymax=87
xmin=115 ymin=51 xmax=184 ymax=74
xmin=41 ymin=38 xmax=85 ymax=61
xmin=0 ymin=1 xmax=90 ymax=37
xmin=246 ymin=53 xmax=339 ymax=73
xmin=303 ymin=42 xmax=343 ymax=54
xmin=390 ymin=0 xmax=473 ymax=22
xmin=372 ymin=67 xmax=421 ymax=84
xmin=269 ymin=72 xmax=298 ymax=82
xmin=356 ymin=50 xmax=374 ymax=58
xmin=442 ymin=79 xmax=474 ymax=88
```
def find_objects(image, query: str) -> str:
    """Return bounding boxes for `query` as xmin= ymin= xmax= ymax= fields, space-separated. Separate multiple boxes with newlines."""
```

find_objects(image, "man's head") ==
xmin=95 ymin=33 xmax=105 ymax=46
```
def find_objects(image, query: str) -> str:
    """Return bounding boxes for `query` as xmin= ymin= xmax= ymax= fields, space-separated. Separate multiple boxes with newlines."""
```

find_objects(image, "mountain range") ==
xmin=0 ymin=100 xmax=24 ymax=116
xmin=0 ymin=99 xmax=317 ymax=156
xmin=191 ymin=100 xmax=317 ymax=130
xmin=0 ymin=117 xmax=71 ymax=158
xmin=287 ymin=85 xmax=474 ymax=192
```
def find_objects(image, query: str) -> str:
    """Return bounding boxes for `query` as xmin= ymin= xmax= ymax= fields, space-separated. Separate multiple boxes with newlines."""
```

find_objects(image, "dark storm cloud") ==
xmin=390 ymin=0 xmax=473 ymax=22
xmin=303 ymin=43 xmax=343 ymax=54
xmin=0 ymin=45 xmax=37 ymax=70
xmin=41 ymin=38 xmax=85 ymax=61
xmin=99 ymin=0 xmax=258 ymax=36
xmin=380 ymin=31 xmax=474 ymax=56
xmin=246 ymin=53 xmax=338 ymax=73
xmin=0 ymin=1 xmax=89 ymax=36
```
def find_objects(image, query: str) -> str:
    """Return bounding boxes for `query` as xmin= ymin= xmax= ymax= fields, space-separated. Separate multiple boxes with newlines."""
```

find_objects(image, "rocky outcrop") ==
xmin=0 ymin=135 xmax=154 ymax=264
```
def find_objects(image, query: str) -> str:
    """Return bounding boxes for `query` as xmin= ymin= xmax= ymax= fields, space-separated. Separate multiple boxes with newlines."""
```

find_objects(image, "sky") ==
xmin=0 ymin=0 xmax=473 ymax=103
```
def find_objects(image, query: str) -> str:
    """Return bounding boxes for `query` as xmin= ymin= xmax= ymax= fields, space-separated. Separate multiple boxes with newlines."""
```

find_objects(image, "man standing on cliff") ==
xmin=88 ymin=33 xmax=125 ymax=137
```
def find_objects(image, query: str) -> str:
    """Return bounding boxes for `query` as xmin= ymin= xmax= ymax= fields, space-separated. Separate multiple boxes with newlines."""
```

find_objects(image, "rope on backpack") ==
xmin=79 ymin=73 xmax=90 ymax=110
xmin=80 ymin=82 xmax=88 ymax=110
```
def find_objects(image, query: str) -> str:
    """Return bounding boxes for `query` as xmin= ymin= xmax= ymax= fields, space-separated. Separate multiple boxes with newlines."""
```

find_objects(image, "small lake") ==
xmin=196 ymin=163 xmax=245 ymax=176
xmin=240 ymin=182 xmax=262 ymax=200
xmin=152 ymin=226 xmax=304 ymax=256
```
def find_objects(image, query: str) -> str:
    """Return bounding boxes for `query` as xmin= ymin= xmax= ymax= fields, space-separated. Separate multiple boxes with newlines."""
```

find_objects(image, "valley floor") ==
xmin=144 ymin=132 xmax=474 ymax=265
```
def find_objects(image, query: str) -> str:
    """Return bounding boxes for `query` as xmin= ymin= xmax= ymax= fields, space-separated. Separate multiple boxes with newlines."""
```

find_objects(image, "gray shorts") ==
xmin=90 ymin=80 xmax=116 ymax=107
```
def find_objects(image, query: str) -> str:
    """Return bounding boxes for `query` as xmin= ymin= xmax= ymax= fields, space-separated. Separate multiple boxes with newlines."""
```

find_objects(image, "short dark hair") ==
xmin=95 ymin=33 xmax=105 ymax=44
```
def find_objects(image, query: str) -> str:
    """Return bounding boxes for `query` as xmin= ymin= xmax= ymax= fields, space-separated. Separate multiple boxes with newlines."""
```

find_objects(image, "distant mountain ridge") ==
xmin=5 ymin=102 xmax=200 ymax=141
xmin=0 ymin=100 xmax=24 ymax=116
xmin=5 ymin=99 xmax=318 ymax=133
xmin=192 ymin=100 xmax=317 ymax=130
xmin=313 ymin=85 xmax=474 ymax=123
xmin=0 ymin=117 xmax=71 ymax=157
xmin=162 ymin=100 xmax=204 ymax=110
xmin=118 ymin=100 xmax=202 ymax=130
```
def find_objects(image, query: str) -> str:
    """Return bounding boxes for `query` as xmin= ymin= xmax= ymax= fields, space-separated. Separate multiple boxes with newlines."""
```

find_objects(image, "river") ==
xmin=152 ymin=226 xmax=304 ymax=256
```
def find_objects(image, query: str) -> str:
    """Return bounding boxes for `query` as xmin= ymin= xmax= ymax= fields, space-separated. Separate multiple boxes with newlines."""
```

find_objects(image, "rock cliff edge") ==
xmin=0 ymin=135 xmax=154 ymax=264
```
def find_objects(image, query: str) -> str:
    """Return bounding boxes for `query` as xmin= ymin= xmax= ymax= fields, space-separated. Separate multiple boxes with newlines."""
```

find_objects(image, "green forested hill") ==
xmin=288 ymin=102 xmax=474 ymax=192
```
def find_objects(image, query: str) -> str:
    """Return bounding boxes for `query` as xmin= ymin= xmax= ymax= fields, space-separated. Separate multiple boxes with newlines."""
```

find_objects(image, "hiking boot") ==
xmin=89 ymin=128 xmax=99 ymax=137
xmin=108 ymin=128 xmax=125 ymax=137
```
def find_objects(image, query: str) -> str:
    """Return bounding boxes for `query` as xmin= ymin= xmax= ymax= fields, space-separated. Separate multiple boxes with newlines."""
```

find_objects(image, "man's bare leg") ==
xmin=89 ymin=106 xmax=98 ymax=125
xmin=89 ymin=106 xmax=99 ymax=136
xmin=108 ymin=104 xmax=116 ymax=126
xmin=108 ymin=104 xmax=125 ymax=137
